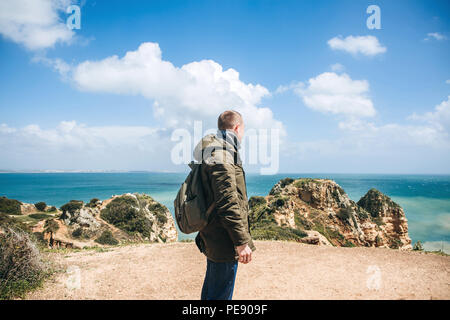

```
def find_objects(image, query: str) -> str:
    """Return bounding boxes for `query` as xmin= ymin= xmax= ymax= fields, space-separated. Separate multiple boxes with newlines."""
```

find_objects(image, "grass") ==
xmin=28 ymin=213 xmax=55 ymax=220
xmin=312 ymin=222 xmax=345 ymax=245
xmin=424 ymin=250 xmax=449 ymax=257
xmin=294 ymin=178 xmax=321 ymax=188
xmin=251 ymin=225 xmax=307 ymax=241
xmin=293 ymin=210 xmax=312 ymax=230
xmin=42 ymin=245 xmax=111 ymax=254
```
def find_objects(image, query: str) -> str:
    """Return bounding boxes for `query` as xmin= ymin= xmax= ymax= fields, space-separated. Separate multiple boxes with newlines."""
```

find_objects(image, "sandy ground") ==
xmin=27 ymin=241 xmax=450 ymax=300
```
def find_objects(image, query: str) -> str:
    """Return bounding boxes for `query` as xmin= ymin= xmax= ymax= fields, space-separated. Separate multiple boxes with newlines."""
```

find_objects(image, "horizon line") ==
xmin=1 ymin=170 xmax=450 ymax=176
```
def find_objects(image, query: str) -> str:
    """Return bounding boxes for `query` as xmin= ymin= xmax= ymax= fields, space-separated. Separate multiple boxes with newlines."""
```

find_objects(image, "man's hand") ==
xmin=236 ymin=243 xmax=252 ymax=264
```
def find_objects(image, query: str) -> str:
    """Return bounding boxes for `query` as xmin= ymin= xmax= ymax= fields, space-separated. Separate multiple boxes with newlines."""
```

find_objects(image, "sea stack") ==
xmin=249 ymin=178 xmax=412 ymax=249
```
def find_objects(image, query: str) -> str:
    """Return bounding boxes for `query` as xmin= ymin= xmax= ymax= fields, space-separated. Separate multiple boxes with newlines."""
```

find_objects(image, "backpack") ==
xmin=174 ymin=161 xmax=216 ymax=234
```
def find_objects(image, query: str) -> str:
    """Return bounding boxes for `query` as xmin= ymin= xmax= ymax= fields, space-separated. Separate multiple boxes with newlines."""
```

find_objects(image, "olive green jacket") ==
xmin=194 ymin=131 xmax=256 ymax=262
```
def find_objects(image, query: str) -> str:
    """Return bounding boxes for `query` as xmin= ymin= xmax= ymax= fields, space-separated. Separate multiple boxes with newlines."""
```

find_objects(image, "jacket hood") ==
xmin=193 ymin=130 xmax=241 ymax=165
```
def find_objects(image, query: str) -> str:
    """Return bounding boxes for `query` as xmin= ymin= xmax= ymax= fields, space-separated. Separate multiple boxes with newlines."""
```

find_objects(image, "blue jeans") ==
xmin=201 ymin=259 xmax=238 ymax=300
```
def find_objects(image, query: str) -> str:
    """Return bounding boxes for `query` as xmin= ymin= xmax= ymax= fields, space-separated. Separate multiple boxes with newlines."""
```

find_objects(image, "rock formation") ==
xmin=29 ymin=193 xmax=178 ymax=248
xmin=249 ymin=178 xmax=412 ymax=250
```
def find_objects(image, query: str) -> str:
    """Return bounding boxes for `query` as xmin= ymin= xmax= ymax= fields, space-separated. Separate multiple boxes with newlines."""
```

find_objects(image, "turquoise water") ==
xmin=0 ymin=173 xmax=449 ymax=251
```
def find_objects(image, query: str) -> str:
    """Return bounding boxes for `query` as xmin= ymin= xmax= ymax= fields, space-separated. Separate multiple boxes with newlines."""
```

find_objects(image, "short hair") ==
xmin=217 ymin=110 xmax=243 ymax=130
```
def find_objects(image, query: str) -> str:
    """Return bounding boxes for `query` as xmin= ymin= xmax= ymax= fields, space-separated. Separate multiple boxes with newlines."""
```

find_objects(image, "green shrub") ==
xmin=390 ymin=238 xmax=403 ymax=249
xmin=46 ymin=206 xmax=57 ymax=213
xmin=44 ymin=219 xmax=59 ymax=234
xmin=72 ymin=228 xmax=83 ymax=238
xmin=375 ymin=235 xmax=383 ymax=246
xmin=248 ymin=196 xmax=266 ymax=209
xmin=343 ymin=240 xmax=356 ymax=247
xmin=413 ymin=241 xmax=423 ymax=251
xmin=34 ymin=202 xmax=47 ymax=212
xmin=156 ymin=212 xmax=168 ymax=224
xmin=0 ymin=226 xmax=47 ymax=299
xmin=60 ymin=200 xmax=83 ymax=215
xmin=356 ymin=208 xmax=369 ymax=220
xmin=0 ymin=196 xmax=22 ymax=215
xmin=279 ymin=177 xmax=294 ymax=188
xmin=148 ymin=202 xmax=167 ymax=215
xmin=337 ymin=207 xmax=352 ymax=224
xmin=95 ymin=230 xmax=119 ymax=245
xmin=100 ymin=196 xmax=152 ymax=238
xmin=86 ymin=198 xmax=100 ymax=208
xmin=274 ymin=197 xmax=286 ymax=208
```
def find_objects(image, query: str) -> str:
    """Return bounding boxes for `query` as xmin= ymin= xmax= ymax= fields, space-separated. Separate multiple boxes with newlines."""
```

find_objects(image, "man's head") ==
xmin=217 ymin=110 xmax=245 ymax=142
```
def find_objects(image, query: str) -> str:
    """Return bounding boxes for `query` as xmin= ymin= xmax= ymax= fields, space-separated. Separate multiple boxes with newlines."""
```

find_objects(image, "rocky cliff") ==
xmin=1 ymin=193 xmax=178 ymax=249
xmin=249 ymin=178 xmax=412 ymax=250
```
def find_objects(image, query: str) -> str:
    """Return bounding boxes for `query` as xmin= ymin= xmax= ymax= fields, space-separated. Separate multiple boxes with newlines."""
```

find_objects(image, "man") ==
xmin=193 ymin=110 xmax=256 ymax=300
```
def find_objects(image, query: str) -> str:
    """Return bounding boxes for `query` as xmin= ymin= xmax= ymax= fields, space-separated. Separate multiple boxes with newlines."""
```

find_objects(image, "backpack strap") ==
xmin=206 ymin=201 xmax=216 ymax=216
xmin=189 ymin=160 xmax=216 ymax=218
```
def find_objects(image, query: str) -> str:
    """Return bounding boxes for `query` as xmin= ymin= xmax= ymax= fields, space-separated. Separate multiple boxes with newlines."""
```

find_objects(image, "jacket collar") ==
xmin=192 ymin=130 xmax=242 ymax=165
xmin=216 ymin=129 xmax=241 ymax=151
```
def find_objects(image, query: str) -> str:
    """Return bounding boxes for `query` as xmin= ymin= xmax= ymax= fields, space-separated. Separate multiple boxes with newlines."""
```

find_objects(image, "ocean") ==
xmin=1 ymin=173 xmax=449 ymax=253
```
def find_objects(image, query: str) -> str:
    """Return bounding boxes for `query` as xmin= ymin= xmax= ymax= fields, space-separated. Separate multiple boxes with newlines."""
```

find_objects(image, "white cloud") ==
xmin=278 ymin=89 xmax=450 ymax=173
xmin=294 ymin=72 xmax=376 ymax=117
xmin=33 ymin=55 xmax=72 ymax=78
xmin=446 ymin=79 xmax=450 ymax=85
xmin=424 ymin=32 xmax=447 ymax=41
xmin=0 ymin=121 xmax=175 ymax=171
xmin=330 ymin=63 xmax=345 ymax=72
xmin=328 ymin=35 xmax=387 ymax=56
xmin=275 ymin=81 xmax=303 ymax=94
xmin=70 ymin=42 xmax=284 ymax=132
xmin=336 ymin=96 xmax=450 ymax=150
xmin=0 ymin=0 xmax=74 ymax=50
xmin=281 ymin=113 xmax=450 ymax=173
xmin=409 ymin=96 xmax=450 ymax=132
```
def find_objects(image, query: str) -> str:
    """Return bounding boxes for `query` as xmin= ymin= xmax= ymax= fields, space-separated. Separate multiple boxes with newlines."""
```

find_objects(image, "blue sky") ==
xmin=0 ymin=0 xmax=449 ymax=173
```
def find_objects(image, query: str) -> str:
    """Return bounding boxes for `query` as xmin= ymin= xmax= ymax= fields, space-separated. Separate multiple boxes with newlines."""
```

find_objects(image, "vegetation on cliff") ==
xmin=0 ymin=196 xmax=22 ymax=215
xmin=95 ymin=230 xmax=119 ymax=245
xmin=100 ymin=195 xmax=153 ymax=238
xmin=0 ymin=212 xmax=49 ymax=300
xmin=0 ymin=192 xmax=178 ymax=299
xmin=249 ymin=195 xmax=308 ymax=241
xmin=250 ymin=177 xmax=412 ymax=249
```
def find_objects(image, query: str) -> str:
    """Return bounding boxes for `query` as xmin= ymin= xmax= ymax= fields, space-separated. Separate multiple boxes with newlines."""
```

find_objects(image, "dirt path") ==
xmin=28 ymin=241 xmax=450 ymax=300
